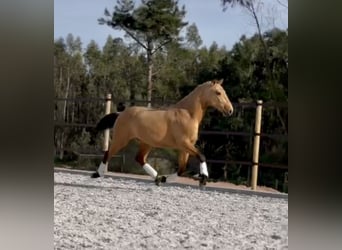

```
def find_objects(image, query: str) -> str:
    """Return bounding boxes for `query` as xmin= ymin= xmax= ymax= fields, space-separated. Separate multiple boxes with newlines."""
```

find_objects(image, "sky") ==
xmin=54 ymin=0 xmax=288 ymax=51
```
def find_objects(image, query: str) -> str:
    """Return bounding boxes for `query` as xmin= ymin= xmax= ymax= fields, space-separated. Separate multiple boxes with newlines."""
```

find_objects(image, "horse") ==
xmin=91 ymin=79 xmax=234 ymax=187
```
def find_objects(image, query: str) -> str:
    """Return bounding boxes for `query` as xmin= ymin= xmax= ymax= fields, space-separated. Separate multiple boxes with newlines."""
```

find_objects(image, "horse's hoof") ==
xmin=155 ymin=175 xmax=167 ymax=186
xmin=91 ymin=172 xmax=100 ymax=178
xmin=199 ymin=174 xmax=207 ymax=187
xmin=155 ymin=177 xmax=161 ymax=186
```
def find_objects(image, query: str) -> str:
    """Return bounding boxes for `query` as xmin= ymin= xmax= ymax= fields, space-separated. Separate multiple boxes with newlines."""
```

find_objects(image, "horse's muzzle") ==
xmin=222 ymin=109 xmax=233 ymax=117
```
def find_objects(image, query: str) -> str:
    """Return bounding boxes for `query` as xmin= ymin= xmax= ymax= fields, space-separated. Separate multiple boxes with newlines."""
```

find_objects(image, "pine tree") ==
xmin=98 ymin=0 xmax=187 ymax=107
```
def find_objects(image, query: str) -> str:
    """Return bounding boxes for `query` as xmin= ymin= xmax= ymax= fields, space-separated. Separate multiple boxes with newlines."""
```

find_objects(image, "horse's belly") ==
xmin=137 ymin=128 xmax=174 ymax=147
xmin=127 ymin=108 xmax=196 ymax=148
xmin=132 ymin=122 xmax=175 ymax=148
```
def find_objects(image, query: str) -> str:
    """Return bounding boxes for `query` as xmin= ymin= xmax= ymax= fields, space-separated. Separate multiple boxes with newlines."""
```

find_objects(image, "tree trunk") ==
xmin=59 ymin=131 xmax=65 ymax=160
xmin=146 ymin=41 xmax=153 ymax=108
xmin=250 ymin=3 xmax=267 ymax=59
xmin=249 ymin=2 xmax=278 ymax=100
xmin=71 ymin=87 xmax=75 ymax=123
xmin=63 ymin=69 xmax=71 ymax=122
xmin=129 ymin=81 xmax=136 ymax=106
xmin=59 ymin=68 xmax=71 ymax=160
xmin=276 ymin=107 xmax=287 ymax=135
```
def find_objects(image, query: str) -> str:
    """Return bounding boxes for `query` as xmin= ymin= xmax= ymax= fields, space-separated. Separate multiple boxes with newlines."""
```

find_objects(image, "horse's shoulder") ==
xmin=168 ymin=108 xmax=191 ymax=120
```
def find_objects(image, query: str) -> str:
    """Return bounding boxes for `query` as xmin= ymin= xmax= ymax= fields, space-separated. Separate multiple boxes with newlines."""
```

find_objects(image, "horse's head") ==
xmin=202 ymin=79 xmax=234 ymax=116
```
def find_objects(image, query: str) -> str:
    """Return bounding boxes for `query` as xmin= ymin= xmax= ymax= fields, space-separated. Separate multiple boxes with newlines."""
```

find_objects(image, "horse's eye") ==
xmin=216 ymin=91 xmax=221 ymax=95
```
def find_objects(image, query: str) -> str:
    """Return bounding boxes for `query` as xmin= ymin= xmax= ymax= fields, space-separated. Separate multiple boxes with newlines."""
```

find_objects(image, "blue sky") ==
xmin=54 ymin=0 xmax=288 ymax=50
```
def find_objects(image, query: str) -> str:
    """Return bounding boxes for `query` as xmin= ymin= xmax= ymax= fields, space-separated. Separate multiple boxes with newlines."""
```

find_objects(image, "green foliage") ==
xmin=185 ymin=23 xmax=203 ymax=49
xmin=100 ymin=0 xmax=187 ymax=42
xmin=70 ymin=129 xmax=91 ymax=152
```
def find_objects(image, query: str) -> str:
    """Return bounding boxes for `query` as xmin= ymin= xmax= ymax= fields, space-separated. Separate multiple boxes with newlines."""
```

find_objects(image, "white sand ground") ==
xmin=54 ymin=172 xmax=288 ymax=250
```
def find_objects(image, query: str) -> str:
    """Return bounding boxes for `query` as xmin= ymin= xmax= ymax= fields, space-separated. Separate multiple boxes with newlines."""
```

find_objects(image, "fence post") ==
xmin=251 ymin=100 xmax=263 ymax=190
xmin=102 ymin=94 xmax=112 ymax=172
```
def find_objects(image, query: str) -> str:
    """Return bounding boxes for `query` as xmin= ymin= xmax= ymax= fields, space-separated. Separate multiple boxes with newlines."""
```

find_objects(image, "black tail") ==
xmin=96 ymin=113 xmax=120 ymax=131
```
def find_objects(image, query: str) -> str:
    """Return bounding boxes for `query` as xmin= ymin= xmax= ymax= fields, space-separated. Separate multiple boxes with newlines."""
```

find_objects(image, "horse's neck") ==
xmin=174 ymin=90 xmax=206 ymax=123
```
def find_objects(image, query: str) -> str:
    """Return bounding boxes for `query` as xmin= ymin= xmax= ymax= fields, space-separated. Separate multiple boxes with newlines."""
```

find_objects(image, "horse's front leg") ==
xmin=177 ymin=151 xmax=189 ymax=176
xmin=180 ymin=141 xmax=209 ymax=188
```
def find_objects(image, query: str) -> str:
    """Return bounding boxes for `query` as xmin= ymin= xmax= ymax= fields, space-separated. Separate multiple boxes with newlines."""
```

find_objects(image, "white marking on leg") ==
xmin=200 ymin=162 xmax=209 ymax=177
xmin=98 ymin=162 xmax=107 ymax=177
xmin=143 ymin=163 xmax=158 ymax=179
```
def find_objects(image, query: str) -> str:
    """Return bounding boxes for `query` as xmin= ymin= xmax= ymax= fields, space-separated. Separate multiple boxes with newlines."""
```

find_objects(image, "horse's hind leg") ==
xmin=135 ymin=142 xmax=152 ymax=166
xmin=135 ymin=143 xmax=166 ymax=185
xmin=91 ymin=134 xmax=130 ymax=178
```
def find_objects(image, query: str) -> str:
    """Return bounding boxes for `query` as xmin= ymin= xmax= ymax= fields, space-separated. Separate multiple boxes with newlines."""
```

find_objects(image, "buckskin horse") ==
xmin=92 ymin=79 xmax=234 ymax=187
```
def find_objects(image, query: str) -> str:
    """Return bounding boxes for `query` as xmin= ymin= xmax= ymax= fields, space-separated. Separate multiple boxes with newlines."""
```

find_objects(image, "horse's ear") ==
xmin=218 ymin=79 xmax=224 ymax=85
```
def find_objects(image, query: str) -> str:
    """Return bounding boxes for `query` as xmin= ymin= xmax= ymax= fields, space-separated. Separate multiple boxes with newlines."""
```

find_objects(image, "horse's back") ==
xmin=125 ymin=106 xmax=191 ymax=124
xmin=113 ymin=106 xmax=168 ymax=136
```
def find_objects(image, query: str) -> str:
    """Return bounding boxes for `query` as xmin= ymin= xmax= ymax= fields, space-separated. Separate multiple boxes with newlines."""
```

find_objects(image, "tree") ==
xmin=222 ymin=0 xmax=288 ymax=134
xmin=54 ymin=34 xmax=86 ymax=160
xmin=221 ymin=0 xmax=287 ymax=97
xmin=221 ymin=0 xmax=253 ymax=9
xmin=84 ymin=40 xmax=103 ymax=97
xmin=222 ymin=0 xmax=266 ymax=62
xmin=98 ymin=0 xmax=187 ymax=107
xmin=276 ymin=0 xmax=288 ymax=9
xmin=101 ymin=36 xmax=129 ymax=99
xmin=185 ymin=23 xmax=202 ymax=50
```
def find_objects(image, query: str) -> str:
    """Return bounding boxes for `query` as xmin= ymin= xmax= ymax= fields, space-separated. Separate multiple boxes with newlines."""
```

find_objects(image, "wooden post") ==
xmin=102 ymin=94 xmax=112 ymax=172
xmin=251 ymin=100 xmax=263 ymax=190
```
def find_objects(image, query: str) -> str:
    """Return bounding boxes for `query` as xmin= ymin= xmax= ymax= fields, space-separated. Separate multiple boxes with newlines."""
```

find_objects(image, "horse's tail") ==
xmin=96 ymin=112 xmax=120 ymax=131
xmin=96 ymin=102 xmax=126 ymax=132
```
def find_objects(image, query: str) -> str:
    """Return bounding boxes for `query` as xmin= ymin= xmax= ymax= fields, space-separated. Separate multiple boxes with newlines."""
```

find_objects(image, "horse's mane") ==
xmin=173 ymin=81 xmax=211 ymax=108
xmin=144 ymin=81 xmax=211 ymax=111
